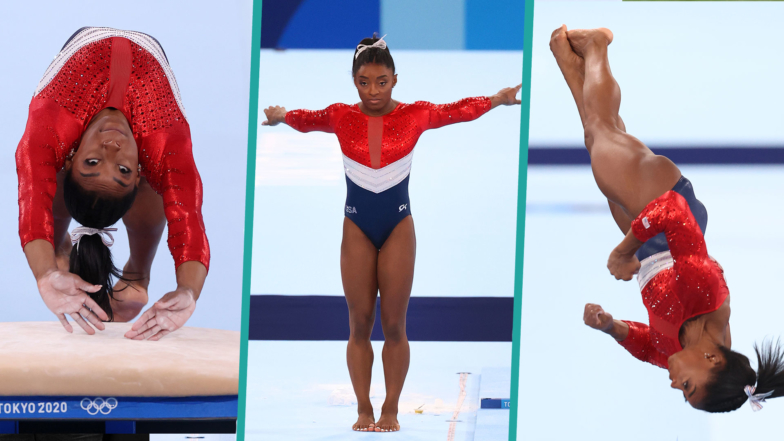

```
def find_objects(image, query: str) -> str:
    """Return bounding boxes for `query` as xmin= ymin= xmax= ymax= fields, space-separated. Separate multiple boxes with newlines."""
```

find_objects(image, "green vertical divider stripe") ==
xmin=237 ymin=0 xmax=263 ymax=439
xmin=508 ymin=0 xmax=534 ymax=439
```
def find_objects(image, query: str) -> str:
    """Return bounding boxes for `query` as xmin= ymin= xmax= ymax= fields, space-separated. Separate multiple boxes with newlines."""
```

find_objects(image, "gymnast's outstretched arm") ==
xmin=415 ymin=86 xmax=522 ymax=131
xmin=263 ymin=103 xmax=351 ymax=132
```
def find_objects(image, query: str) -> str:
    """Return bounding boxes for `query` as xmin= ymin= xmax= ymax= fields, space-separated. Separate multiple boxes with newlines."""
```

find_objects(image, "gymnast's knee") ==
xmin=380 ymin=318 xmax=407 ymax=343
xmin=348 ymin=310 xmax=375 ymax=341
xmin=583 ymin=115 xmax=619 ymax=149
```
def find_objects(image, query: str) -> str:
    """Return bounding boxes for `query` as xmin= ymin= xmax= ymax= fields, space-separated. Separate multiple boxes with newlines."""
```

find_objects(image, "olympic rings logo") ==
xmin=80 ymin=397 xmax=118 ymax=415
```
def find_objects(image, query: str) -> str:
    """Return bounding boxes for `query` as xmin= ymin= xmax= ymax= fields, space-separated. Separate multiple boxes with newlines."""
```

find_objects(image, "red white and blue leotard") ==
xmin=16 ymin=27 xmax=210 ymax=271
xmin=285 ymin=98 xmax=491 ymax=249
xmin=618 ymin=190 xmax=729 ymax=369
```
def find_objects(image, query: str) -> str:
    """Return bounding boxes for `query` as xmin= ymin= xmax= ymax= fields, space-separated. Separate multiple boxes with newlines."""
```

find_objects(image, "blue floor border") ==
xmin=529 ymin=146 xmax=784 ymax=165
xmin=250 ymin=295 xmax=514 ymax=341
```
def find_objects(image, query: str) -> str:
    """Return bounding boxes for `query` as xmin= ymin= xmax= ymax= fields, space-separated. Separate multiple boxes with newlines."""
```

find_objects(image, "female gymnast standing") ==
xmin=549 ymin=25 xmax=784 ymax=412
xmin=17 ymin=27 xmax=209 ymax=341
xmin=263 ymin=35 xmax=521 ymax=432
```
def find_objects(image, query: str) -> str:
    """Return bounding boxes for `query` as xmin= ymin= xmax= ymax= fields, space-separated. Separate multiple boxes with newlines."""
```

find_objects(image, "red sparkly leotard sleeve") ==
xmin=631 ymin=191 xmax=707 ymax=264
xmin=618 ymin=321 xmax=670 ymax=369
xmin=16 ymin=100 xmax=82 ymax=249
xmin=141 ymin=128 xmax=210 ymax=272
xmin=285 ymin=104 xmax=351 ymax=133
xmin=412 ymin=97 xmax=492 ymax=130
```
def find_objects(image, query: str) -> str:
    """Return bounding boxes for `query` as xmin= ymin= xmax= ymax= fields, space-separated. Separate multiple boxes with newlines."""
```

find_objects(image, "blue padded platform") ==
xmin=0 ymin=396 xmax=237 ymax=420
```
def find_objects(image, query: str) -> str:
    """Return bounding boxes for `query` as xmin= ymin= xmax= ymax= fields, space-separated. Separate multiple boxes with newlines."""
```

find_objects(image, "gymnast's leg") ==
xmin=112 ymin=177 xmax=166 ymax=322
xmin=562 ymin=26 xmax=681 ymax=218
xmin=341 ymin=217 xmax=379 ymax=431
xmin=550 ymin=25 xmax=635 ymax=234
xmin=375 ymin=216 xmax=416 ymax=432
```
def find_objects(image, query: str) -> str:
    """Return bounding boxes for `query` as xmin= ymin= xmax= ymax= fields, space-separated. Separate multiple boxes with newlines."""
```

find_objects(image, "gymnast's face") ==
xmin=67 ymin=109 xmax=141 ymax=196
xmin=668 ymin=347 xmax=724 ymax=408
xmin=354 ymin=63 xmax=397 ymax=114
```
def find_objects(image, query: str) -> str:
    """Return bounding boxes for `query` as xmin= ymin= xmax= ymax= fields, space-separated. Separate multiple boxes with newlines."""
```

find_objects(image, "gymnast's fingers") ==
xmin=130 ymin=306 xmax=158 ymax=332
xmin=81 ymin=296 xmax=109 ymax=322
xmin=73 ymin=277 xmax=102 ymax=294
xmin=80 ymin=307 xmax=105 ymax=331
xmin=154 ymin=296 xmax=180 ymax=310
xmin=133 ymin=325 xmax=162 ymax=341
xmin=69 ymin=312 xmax=95 ymax=335
xmin=131 ymin=316 xmax=158 ymax=338
xmin=57 ymin=314 xmax=73 ymax=333
xmin=148 ymin=329 xmax=172 ymax=342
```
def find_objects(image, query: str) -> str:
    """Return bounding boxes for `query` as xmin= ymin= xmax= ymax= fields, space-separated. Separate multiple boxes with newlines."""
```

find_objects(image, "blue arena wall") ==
xmin=261 ymin=0 xmax=524 ymax=50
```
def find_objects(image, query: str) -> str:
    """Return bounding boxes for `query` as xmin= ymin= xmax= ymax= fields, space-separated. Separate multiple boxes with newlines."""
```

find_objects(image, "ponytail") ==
xmin=68 ymin=234 xmax=125 ymax=321
xmin=701 ymin=339 xmax=784 ymax=413
xmin=63 ymin=169 xmax=139 ymax=321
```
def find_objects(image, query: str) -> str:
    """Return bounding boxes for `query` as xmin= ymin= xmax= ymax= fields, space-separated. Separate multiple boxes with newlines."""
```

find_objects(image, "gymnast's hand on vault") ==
xmin=124 ymin=288 xmax=196 ymax=341
xmin=38 ymin=270 xmax=110 ymax=335
xmin=261 ymin=106 xmax=287 ymax=126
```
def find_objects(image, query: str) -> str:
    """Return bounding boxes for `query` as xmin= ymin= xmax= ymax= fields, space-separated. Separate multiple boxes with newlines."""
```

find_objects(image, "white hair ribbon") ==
xmin=744 ymin=385 xmax=774 ymax=412
xmin=70 ymin=226 xmax=118 ymax=252
xmin=355 ymin=34 xmax=388 ymax=60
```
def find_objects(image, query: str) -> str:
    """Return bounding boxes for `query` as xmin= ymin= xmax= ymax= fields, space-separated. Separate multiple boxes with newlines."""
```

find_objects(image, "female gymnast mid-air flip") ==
xmin=550 ymin=25 xmax=784 ymax=412
xmin=17 ymin=27 xmax=209 ymax=341
xmin=263 ymin=35 xmax=521 ymax=432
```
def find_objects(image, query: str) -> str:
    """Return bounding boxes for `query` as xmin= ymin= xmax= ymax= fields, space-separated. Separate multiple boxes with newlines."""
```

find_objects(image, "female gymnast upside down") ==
xmin=550 ymin=25 xmax=784 ymax=412
xmin=17 ymin=27 xmax=209 ymax=340
xmin=262 ymin=35 xmax=521 ymax=432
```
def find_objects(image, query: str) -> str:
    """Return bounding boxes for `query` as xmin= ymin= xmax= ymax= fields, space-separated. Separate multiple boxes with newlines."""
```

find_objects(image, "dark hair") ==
xmin=64 ymin=169 xmax=139 ymax=321
xmin=352 ymin=34 xmax=395 ymax=77
xmin=701 ymin=340 xmax=784 ymax=413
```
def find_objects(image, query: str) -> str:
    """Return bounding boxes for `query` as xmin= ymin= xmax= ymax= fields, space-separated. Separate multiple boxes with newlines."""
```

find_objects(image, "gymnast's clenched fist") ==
xmin=583 ymin=303 xmax=614 ymax=332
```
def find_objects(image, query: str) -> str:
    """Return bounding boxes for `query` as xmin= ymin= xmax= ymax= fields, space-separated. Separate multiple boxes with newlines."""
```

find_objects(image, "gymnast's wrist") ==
xmin=175 ymin=285 xmax=199 ymax=302
xmin=34 ymin=267 xmax=59 ymax=285
xmin=606 ymin=320 xmax=629 ymax=342
xmin=617 ymin=230 xmax=643 ymax=255
xmin=489 ymin=94 xmax=502 ymax=109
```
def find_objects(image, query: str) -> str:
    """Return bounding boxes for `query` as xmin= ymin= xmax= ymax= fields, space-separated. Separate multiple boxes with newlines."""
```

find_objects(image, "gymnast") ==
xmin=262 ymin=35 xmax=521 ymax=432
xmin=16 ymin=27 xmax=209 ymax=341
xmin=549 ymin=25 xmax=784 ymax=412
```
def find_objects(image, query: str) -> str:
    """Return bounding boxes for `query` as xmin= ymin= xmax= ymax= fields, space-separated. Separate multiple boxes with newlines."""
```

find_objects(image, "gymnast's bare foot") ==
xmin=550 ymin=25 xmax=585 ymax=82
xmin=111 ymin=261 xmax=150 ymax=322
xmin=566 ymin=27 xmax=613 ymax=58
xmin=352 ymin=406 xmax=376 ymax=432
xmin=375 ymin=408 xmax=400 ymax=432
